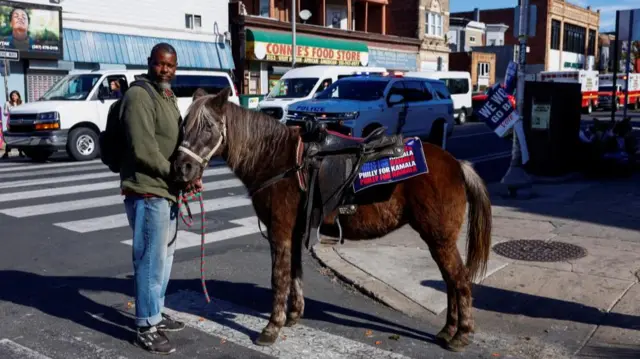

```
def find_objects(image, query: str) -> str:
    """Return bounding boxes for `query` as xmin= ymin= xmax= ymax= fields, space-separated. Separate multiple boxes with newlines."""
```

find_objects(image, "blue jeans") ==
xmin=124 ymin=196 xmax=178 ymax=327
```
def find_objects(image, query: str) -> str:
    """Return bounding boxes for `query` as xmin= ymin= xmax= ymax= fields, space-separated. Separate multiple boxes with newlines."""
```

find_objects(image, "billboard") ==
xmin=0 ymin=1 xmax=62 ymax=60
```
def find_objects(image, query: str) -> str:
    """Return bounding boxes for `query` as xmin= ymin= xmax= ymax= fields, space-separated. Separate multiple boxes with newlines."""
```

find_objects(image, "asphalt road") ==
xmin=0 ymin=111 xmax=637 ymax=359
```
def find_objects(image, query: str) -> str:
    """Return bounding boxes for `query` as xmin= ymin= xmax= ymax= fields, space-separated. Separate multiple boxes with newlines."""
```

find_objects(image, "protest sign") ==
xmin=474 ymin=84 xmax=519 ymax=137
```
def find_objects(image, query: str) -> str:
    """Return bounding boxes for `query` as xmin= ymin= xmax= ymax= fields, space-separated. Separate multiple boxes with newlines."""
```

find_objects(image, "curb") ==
xmin=310 ymin=244 xmax=436 ymax=320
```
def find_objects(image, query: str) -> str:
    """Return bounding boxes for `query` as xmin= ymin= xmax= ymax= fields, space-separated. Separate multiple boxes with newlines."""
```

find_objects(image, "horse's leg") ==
xmin=431 ymin=243 xmax=474 ymax=352
xmin=256 ymin=232 xmax=292 ymax=346
xmin=421 ymin=238 xmax=459 ymax=344
xmin=286 ymin=233 xmax=304 ymax=327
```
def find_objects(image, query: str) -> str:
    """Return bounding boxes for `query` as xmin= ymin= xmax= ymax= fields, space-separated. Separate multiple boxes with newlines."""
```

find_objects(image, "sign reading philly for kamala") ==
xmin=353 ymin=138 xmax=429 ymax=193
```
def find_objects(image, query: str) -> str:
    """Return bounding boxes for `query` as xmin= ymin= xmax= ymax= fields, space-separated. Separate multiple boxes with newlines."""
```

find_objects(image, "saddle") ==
xmin=297 ymin=119 xmax=405 ymax=249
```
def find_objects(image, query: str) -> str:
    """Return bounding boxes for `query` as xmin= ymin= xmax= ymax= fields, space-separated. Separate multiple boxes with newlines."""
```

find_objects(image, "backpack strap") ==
xmin=128 ymin=80 xmax=157 ymax=101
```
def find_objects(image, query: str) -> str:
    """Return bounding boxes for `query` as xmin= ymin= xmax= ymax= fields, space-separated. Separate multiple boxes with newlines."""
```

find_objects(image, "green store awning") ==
xmin=246 ymin=28 xmax=368 ymax=53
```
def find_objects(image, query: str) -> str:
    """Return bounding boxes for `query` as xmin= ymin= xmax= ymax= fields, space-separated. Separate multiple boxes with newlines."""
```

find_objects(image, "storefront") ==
xmin=367 ymin=48 xmax=418 ymax=72
xmin=243 ymin=28 xmax=370 ymax=95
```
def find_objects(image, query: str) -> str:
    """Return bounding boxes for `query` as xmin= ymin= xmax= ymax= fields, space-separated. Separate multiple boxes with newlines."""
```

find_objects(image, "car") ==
xmin=285 ymin=72 xmax=455 ymax=146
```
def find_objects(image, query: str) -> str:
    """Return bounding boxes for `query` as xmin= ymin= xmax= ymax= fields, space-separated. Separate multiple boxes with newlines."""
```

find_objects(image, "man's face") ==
xmin=11 ymin=9 xmax=28 ymax=35
xmin=148 ymin=50 xmax=177 ymax=85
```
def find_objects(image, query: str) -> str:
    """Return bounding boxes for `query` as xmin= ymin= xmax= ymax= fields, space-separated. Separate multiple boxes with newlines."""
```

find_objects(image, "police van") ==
xmin=257 ymin=65 xmax=387 ymax=122
xmin=3 ymin=69 xmax=238 ymax=162
xmin=285 ymin=72 xmax=455 ymax=145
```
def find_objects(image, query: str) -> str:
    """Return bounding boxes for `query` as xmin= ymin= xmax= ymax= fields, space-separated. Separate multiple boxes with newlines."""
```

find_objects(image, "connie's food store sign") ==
xmin=249 ymin=42 xmax=368 ymax=66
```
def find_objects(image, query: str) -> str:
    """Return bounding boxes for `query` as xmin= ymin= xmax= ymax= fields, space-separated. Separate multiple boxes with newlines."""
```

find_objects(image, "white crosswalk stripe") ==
xmin=0 ymin=160 xmax=255 ymax=251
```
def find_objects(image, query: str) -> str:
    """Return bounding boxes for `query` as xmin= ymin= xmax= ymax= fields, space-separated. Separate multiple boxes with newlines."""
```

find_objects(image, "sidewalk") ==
xmin=312 ymin=173 xmax=640 ymax=359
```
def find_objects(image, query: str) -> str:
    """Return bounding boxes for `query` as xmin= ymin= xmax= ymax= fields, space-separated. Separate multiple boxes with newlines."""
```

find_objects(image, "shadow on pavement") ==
xmin=0 ymin=270 xmax=434 ymax=345
xmin=421 ymin=280 xmax=640 ymax=332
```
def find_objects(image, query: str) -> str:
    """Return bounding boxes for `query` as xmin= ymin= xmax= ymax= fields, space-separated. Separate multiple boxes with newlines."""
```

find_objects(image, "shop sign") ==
xmin=249 ymin=41 xmax=368 ymax=66
xmin=0 ymin=0 xmax=63 ymax=60
xmin=367 ymin=49 xmax=417 ymax=71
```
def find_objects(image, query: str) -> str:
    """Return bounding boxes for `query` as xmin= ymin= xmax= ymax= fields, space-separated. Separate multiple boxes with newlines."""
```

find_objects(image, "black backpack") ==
xmin=99 ymin=80 xmax=156 ymax=173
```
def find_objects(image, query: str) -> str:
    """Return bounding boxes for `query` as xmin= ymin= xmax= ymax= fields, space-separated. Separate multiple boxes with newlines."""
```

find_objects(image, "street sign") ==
xmin=474 ymin=84 xmax=520 ymax=137
xmin=513 ymin=5 xmax=537 ymax=37
xmin=0 ymin=49 xmax=19 ymax=62
xmin=504 ymin=61 xmax=517 ymax=95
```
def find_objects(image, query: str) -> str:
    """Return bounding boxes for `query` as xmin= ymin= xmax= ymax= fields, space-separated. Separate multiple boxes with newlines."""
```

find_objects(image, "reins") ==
xmin=176 ymin=188 xmax=211 ymax=303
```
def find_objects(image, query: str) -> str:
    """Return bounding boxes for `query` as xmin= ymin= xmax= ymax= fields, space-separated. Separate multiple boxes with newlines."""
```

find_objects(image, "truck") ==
xmin=538 ymin=70 xmax=599 ymax=114
xmin=597 ymin=73 xmax=640 ymax=111
xmin=3 ymin=69 xmax=239 ymax=162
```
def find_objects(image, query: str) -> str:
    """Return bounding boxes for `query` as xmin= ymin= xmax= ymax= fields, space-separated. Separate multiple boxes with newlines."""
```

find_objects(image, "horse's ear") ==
xmin=209 ymin=87 xmax=232 ymax=109
xmin=192 ymin=88 xmax=208 ymax=100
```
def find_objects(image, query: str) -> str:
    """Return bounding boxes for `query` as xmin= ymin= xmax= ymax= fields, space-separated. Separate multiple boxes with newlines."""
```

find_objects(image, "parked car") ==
xmin=285 ymin=72 xmax=455 ymax=146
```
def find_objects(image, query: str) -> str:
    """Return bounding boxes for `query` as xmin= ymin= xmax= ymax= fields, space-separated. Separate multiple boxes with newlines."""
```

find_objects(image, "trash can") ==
xmin=522 ymin=81 xmax=582 ymax=177
xmin=239 ymin=95 xmax=265 ymax=110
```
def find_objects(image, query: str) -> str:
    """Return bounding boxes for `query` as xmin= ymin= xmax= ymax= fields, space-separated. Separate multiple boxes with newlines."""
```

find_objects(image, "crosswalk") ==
xmin=0 ymin=159 xmax=263 ymax=251
xmin=0 ymin=160 xmax=426 ymax=359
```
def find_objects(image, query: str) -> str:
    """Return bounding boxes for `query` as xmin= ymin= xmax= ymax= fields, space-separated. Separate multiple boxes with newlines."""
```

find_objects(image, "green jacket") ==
xmin=119 ymin=75 xmax=182 ymax=202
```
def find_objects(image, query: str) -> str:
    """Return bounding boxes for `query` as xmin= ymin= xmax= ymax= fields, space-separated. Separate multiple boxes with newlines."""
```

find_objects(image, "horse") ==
xmin=171 ymin=87 xmax=493 ymax=352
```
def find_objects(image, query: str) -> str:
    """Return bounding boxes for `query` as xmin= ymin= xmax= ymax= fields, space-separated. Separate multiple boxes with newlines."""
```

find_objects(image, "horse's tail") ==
xmin=459 ymin=160 xmax=492 ymax=282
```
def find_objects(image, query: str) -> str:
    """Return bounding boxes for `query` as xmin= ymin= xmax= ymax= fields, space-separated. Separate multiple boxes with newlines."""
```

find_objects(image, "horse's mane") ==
xmin=185 ymin=94 xmax=294 ymax=179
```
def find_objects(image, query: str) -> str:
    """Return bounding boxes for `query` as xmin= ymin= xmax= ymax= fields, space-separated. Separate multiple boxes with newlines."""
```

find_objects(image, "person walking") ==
xmin=119 ymin=43 xmax=185 ymax=354
xmin=2 ymin=90 xmax=25 ymax=158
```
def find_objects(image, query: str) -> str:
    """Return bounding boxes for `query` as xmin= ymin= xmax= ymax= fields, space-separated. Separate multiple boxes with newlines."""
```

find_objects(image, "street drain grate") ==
xmin=492 ymin=240 xmax=588 ymax=262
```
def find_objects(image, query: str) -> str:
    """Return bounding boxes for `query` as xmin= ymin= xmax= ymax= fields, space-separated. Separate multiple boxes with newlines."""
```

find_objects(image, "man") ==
xmin=120 ymin=42 xmax=185 ymax=354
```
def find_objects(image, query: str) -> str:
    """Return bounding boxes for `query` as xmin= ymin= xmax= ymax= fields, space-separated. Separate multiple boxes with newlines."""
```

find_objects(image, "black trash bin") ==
xmin=521 ymin=81 xmax=582 ymax=177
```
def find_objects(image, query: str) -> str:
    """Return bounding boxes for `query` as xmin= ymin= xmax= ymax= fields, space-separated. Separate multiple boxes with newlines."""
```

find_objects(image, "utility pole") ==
xmin=622 ymin=10 xmax=634 ymax=119
xmin=291 ymin=0 xmax=297 ymax=67
xmin=500 ymin=0 xmax=532 ymax=197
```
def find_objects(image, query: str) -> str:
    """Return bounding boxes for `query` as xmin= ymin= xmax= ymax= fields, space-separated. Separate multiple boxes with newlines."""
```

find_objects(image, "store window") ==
xmin=185 ymin=14 xmax=202 ymax=30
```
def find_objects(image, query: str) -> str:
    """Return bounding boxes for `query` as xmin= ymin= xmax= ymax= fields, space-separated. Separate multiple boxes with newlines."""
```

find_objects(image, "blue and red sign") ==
xmin=504 ymin=61 xmax=517 ymax=95
xmin=474 ymin=83 xmax=520 ymax=137
xmin=353 ymin=137 xmax=429 ymax=193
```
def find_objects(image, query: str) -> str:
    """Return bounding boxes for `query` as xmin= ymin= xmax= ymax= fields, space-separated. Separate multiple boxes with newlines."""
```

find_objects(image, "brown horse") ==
xmin=171 ymin=88 xmax=493 ymax=352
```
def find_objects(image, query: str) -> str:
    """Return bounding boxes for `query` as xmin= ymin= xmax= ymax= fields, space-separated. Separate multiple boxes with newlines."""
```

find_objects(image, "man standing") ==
xmin=120 ymin=43 xmax=185 ymax=354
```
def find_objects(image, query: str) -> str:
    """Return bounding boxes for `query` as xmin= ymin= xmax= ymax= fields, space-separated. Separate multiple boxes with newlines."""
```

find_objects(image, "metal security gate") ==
xmin=26 ymin=72 xmax=66 ymax=102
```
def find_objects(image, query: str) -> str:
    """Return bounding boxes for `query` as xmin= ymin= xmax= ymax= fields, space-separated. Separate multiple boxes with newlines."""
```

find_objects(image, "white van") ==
xmin=3 ymin=69 xmax=239 ymax=162
xmin=256 ymin=65 xmax=387 ymax=121
xmin=405 ymin=71 xmax=472 ymax=124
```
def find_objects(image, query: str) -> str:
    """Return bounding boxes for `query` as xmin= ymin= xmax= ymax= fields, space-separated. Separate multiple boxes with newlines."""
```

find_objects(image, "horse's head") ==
xmin=172 ymin=87 xmax=232 ymax=184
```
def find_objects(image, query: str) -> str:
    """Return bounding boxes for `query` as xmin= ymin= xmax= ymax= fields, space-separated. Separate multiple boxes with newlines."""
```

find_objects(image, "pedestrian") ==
xmin=2 ymin=90 xmax=25 ymax=158
xmin=119 ymin=42 xmax=186 ymax=355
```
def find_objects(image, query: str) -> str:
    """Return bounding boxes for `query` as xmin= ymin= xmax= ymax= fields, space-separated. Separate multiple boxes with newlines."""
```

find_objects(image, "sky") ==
xmin=449 ymin=0 xmax=639 ymax=32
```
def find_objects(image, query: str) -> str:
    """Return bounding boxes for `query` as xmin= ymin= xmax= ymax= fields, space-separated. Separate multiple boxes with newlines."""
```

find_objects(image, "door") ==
xmin=94 ymin=75 xmax=129 ymax=130
xmin=403 ymin=80 xmax=435 ymax=136
xmin=382 ymin=81 xmax=407 ymax=136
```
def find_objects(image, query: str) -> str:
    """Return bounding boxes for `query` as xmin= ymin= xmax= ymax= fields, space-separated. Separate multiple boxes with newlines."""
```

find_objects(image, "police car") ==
xmin=285 ymin=72 xmax=455 ymax=145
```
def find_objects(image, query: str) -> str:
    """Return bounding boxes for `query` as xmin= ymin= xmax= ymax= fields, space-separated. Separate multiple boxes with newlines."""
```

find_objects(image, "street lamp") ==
xmin=292 ymin=5 xmax=312 ymax=68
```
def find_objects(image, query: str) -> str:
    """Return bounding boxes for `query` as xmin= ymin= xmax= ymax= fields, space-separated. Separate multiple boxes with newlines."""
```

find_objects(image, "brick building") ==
xmin=449 ymin=52 xmax=496 ymax=92
xmin=452 ymin=0 xmax=600 ymax=73
xmin=228 ymin=0 xmax=450 ymax=95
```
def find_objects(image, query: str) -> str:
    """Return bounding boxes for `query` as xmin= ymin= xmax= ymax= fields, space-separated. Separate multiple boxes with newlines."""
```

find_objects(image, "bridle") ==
xmin=177 ymin=115 xmax=227 ymax=166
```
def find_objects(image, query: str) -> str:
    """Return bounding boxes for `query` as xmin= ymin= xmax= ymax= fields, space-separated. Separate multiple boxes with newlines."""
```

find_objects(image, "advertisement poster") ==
xmin=0 ymin=1 xmax=62 ymax=60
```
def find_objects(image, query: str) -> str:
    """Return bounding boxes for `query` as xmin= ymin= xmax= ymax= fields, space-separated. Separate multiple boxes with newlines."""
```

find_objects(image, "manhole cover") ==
xmin=492 ymin=240 xmax=587 ymax=262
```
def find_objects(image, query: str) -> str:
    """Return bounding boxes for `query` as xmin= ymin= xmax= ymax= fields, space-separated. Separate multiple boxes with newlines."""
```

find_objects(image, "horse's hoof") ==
xmin=435 ymin=328 xmax=454 ymax=343
xmin=254 ymin=330 xmax=279 ymax=346
xmin=446 ymin=333 xmax=471 ymax=352
xmin=285 ymin=316 xmax=299 ymax=327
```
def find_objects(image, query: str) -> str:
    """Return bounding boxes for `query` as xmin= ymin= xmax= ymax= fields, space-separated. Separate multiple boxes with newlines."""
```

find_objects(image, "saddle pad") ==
xmin=353 ymin=137 xmax=429 ymax=193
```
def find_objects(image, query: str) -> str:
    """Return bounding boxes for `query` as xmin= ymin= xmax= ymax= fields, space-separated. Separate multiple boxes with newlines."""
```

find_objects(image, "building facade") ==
xmin=452 ymin=0 xmax=600 ymax=73
xmin=230 ymin=0 xmax=450 ymax=95
xmin=449 ymin=51 xmax=495 ymax=92
xmin=417 ymin=0 xmax=450 ymax=71
xmin=1 ymin=0 xmax=234 ymax=103
xmin=448 ymin=17 xmax=486 ymax=52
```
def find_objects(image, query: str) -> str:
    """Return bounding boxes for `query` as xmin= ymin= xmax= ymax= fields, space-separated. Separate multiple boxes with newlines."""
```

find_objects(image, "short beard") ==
xmin=157 ymin=81 xmax=172 ymax=90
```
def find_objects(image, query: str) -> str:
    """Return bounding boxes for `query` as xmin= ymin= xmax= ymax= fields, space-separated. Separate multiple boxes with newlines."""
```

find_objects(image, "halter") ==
xmin=177 ymin=115 xmax=227 ymax=166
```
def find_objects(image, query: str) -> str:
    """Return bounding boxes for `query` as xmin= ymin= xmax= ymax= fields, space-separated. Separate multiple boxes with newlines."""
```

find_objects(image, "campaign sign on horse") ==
xmin=353 ymin=137 xmax=429 ymax=193
xmin=474 ymin=84 xmax=520 ymax=137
